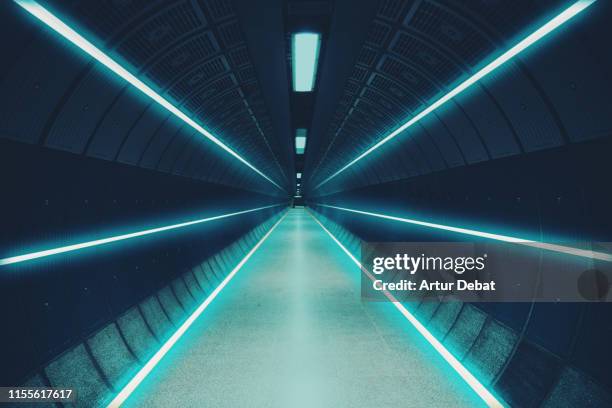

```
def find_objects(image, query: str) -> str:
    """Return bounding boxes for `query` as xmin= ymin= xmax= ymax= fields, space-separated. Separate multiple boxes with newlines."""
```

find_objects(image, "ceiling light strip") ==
xmin=314 ymin=0 xmax=597 ymax=190
xmin=292 ymin=33 xmax=321 ymax=92
xmin=14 ymin=0 xmax=283 ymax=190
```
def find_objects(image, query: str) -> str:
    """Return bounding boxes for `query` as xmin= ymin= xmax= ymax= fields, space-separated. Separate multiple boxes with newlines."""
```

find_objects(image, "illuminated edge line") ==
xmin=314 ymin=0 xmax=597 ymax=190
xmin=14 ymin=0 xmax=283 ymax=191
xmin=317 ymin=204 xmax=612 ymax=262
xmin=106 ymin=210 xmax=288 ymax=408
xmin=0 ymin=204 xmax=283 ymax=266
xmin=307 ymin=209 xmax=504 ymax=408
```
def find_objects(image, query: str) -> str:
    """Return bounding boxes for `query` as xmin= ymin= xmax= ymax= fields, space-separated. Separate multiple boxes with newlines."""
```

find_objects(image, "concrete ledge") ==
xmin=415 ymin=300 xmax=440 ymax=323
xmin=429 ymin=301 xmax=463 ymax=339
xmin=193 ymin=264 xmax=213 ymax=294
xmin=464 ymin=319 xmax=518 ymax=385
xmin=116 ymin=306 xmax=158 ymax=362
xmin=444 ymin=304 xmax=487 ymax=360
xmin=201 ymin=260 xmax=221 ymax=286
xmin=45 ymin=344 xmax=109 ymax=408
xmin=207 ymin=257 xmax=224 ymax=283
xmin=496 ymin=340 xmax=562 ymax=407
xmin=183 ymin=270 xmax=204 ymax=300
xmin=157 ymin=286 xmax=185 ymax=325
xmin=87 ymin=323 xmax=139 ymax=390
xmin=543 ymin=366 xmax=612 ymax=407
xmin=22 ymin=374 xmax=55 ymax=408
xmin=171 ymin=277 xmax=195 ymax=312
xmin=139 ymin=295 xmax=173 ymax=340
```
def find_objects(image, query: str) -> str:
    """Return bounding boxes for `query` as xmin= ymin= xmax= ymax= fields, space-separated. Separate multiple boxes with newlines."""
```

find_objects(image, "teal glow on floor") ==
xmin=124 ymin=209 xmax=485 ymax=407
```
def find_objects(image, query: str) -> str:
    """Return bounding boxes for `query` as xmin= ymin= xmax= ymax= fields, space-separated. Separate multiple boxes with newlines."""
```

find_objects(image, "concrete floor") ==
xmin=126 ymin=209 xmax=484 ymax=407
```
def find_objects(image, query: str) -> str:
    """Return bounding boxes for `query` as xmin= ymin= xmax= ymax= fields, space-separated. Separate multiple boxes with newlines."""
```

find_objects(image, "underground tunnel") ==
xmin=1 ymin=0 xmax=612 ymax=407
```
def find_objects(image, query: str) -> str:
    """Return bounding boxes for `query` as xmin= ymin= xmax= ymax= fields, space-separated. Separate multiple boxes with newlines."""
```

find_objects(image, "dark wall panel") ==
xmin=0 ymin=40 xmax=88 ymax=144
xmin=46 ymin=66 xmax=124 ymax=153
xmin=86 ymin=88 xmax=149 ymax=161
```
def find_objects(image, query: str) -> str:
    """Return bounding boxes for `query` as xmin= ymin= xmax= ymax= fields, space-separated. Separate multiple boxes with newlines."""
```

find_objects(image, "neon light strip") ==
xmin=107 ymin=211 xmax=287 ymax=407
xmin=307 ymin=210 xmax=504 ymax=408
xmin=14 ymin=0 xmax=283 ymax=190
xmin=0 ymin=205 xmax=282 ymax=266
xmin=318 ymin=204 xmax=612 ymax=262
xmin=314 ymin=0 xmax=597 ymax=190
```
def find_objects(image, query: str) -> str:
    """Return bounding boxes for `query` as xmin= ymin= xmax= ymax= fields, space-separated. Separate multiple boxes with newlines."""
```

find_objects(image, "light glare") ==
xmin=295 ymin=129 xmax=308 ymax=154
xmin=292 ymin=33 xmax=321 ymax=92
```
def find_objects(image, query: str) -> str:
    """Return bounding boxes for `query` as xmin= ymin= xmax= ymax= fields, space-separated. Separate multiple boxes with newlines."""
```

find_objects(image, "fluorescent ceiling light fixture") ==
xmin=107 ymin=212 xmax=287 ymax=407
xmin=308 ymin=210 xmax=504 ymax=407
xmin=292 ymin=33 xmax=321 ymax=92
xmin=296 ymin=172 xmax=302 ymax=179
xmin=14 ymin=0 xmax=282 ymax=191
xmin=319 ymin=204 xmax=612 ymax=262
xmin=295 ymin=128 xmax=308 ymax=154
xmin=0 ymin=205 xmax=282 ymax=266
xmin=314 ymin=0 xmax=597 ymax=190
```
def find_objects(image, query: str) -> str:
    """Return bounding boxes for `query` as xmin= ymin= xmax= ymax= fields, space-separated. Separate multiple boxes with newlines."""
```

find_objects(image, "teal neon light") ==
xmin=292 ymin=33 xmax=321 ymax=92
xmin=318 ymin=204 xmax=612 ymax=262
xmin=308 ymin=210 xmax=504 ymax=407
xmin=107 ymin=212 xmax=287 ymax=407
xmin=295 ymin=128 xmax=308 ymax=154
xmin=0 ymin=205 xmax=282 ymax=266
xmin=314 ymin=0 xmax=597 ymax=190
xmin=14 ymin=0 xmax=283 ymax=191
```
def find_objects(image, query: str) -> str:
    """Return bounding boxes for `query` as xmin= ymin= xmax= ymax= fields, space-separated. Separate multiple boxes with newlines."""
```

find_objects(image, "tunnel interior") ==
xmin=1 ymin=0 xmax=612 ymax=407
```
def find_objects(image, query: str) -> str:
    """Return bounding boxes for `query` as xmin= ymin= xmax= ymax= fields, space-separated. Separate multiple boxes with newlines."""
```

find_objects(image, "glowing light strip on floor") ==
xmin=318 ymin=204 xmax=612 ymax=262
xmin=14 ymin=0 xmax=283 ymax=191
xmin=0 ymin=205 xmax=283 ymax=266
xmin=307 ymin=210 xmax=504 ymax=408
xmin=107 ymin=211 xmax=287 ymax=408
xmin=314 ymin=0 xmax=597 ymax=190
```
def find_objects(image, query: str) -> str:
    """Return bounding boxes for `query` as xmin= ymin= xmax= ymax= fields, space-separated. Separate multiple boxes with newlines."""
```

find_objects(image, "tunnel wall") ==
xmin=306 ymin=0 xmax=612 ymax=197
xmin=6 ymin=211 xmax=285 ymax=407
xmin=309 ymin=207 xmax=612 ymax=408
xmin=0 ymin=136 xmax=287 ymax=389
xmin=0 ymin=0 xmax=289 ymax=196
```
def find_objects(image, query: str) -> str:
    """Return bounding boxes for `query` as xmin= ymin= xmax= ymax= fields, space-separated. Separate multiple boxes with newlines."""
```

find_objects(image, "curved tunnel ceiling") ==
xmin=3 ymin=0 xmax=607 ymax=200
xmin=1 ymin=1 xmax=612 ymax=406
xmin=2 ymin=0 xmax=293 ymax=196
xmin=304 ymin=0 xmax=611 ymax=196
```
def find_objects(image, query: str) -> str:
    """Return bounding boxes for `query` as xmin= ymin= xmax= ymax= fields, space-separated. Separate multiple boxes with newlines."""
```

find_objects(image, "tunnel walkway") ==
xmin=125 ymin=209 xmax=483 ymax=407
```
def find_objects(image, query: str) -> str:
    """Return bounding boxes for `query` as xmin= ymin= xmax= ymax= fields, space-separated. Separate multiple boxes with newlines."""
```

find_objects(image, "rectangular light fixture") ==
xmin=292 ymin=33 xmax=321 ymax=92
xmin=314 ymin=0 xmax=597 ymax=190
xmin=296 ymin=173 xmax=302 ymax=179
xmin=107 ymin=212 xmax=287 ymax=407
xmin=14 ymin=0 xmax=282 ymax=191
xmin=295 ymin=128 xmax=308 ymax=154
xmin=0 ymin=205 xmax=282 ymax=266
